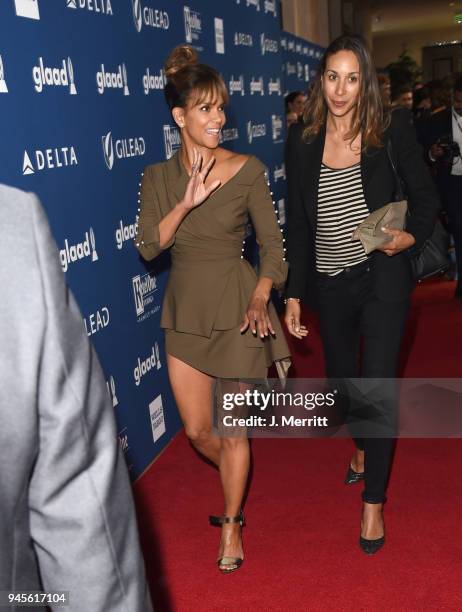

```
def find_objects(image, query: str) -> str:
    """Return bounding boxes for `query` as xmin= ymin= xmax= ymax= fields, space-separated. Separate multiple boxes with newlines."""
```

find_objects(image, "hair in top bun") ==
xmin=163 ymin=45 xmax=228 ymax=111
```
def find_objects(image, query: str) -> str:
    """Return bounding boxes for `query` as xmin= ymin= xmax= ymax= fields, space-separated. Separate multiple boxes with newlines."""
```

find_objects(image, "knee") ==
xmin=221 ymin=436 xmax=248 ymax=452
xmin=185 ymin=426 xmax=213 ymax=446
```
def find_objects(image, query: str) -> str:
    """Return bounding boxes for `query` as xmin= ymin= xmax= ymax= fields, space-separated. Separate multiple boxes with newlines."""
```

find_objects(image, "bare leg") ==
xmin=351 ymin=447 xmax=365 ymax=473
xmin=167 ymin=355 xmax=249 ymax=564
xmin=361 ymin=502 xmax=384 ymax=539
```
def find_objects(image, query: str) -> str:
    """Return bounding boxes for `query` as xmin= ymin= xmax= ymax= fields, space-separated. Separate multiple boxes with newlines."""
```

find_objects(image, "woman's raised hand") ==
xmin=181 ymin=148 xmax=221 ymax=210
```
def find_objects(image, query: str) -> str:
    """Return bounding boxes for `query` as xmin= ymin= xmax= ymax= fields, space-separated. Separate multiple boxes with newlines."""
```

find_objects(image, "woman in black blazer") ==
xmin=284 ymin=35 xmax=439 ymax=554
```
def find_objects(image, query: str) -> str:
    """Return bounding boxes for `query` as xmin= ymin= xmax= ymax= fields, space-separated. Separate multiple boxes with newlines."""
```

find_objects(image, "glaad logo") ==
xmin=220 ymin=128 xmax=239 ymax=143
xmin=67 ymin=0 xmax=113 ymax=14
xmin=163 ymin=124 xmax=181 ymax=159
xmin=286 ymin=62 xmax=296 ymax=76
xmin=132 ymin=0 xmax=169 ymax=32
xmin=278 ymin=199 xmax=286 ymax=225
xmin=296 ymin=42 xmax=302 ymax=54
xmin=14 ymin=0 xmax=40 ymax=20
xmin=84 ymin=305 xmax=110 ymax=336
xmin=0 ymin=56 xmax=8 ymax=93
xmin=234 ymin=32 xmax=253 ymax=46
xmin=214 ymin=17 xmax=225 ymax=54
xmin=274 ymin=163 xmax=286 ymax=183
xmin=250 ymin=76 xmax=264 ymax=96
xmin=149 ymin=395 xmax=166 ymax=443
xmin=245 ymin=0 xmax=260 ymax=10
xmin=115 ymin=217 xmax=139 ymax=250
xmin=133 ymin=272 xmax=158 ymax=317
xmin=107 ymin=376 xmax=119 ymax=407
xmin=134 ymin=343 xmax=162 ymax=386
xmin=143 ymin=67 xmax=166 ymax=94
xmin=264 ymin=0 xmax=277 ymax=16
xmin=272 ymin=115 xmax=283 ymax=143
xmin=96 ymin=63 xmax=129 ymax=95
xmin=184 ymin=6 xmax=202 ymax=43
xmin=229 ymin=75 xmax=245 ymax=96
xmin=102 ymin=131 xmax=146 ymax=170
xmin=60 ymin=227 xmax=98 ymax=273
xmin=247 ymin=121 xmax=266 ymax=144
xmin=280 ymin=36 xmax=287 ymax=50
xmin=268 ymin=77 xmax=281 ymax=96
xmin=22 ymin=146 xmax=78 ymax=175
xmin=260 ymin=33 xmax=278 ymax=55
xmin=288 ymin=40 xmax=295 ymax=52
xmin=32 ymin=57 xmax=77 ymax=94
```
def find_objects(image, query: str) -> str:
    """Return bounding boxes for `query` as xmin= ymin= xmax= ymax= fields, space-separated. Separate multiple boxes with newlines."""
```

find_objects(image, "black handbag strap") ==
xmin=386 ymin=139 xmax=406 ymax=201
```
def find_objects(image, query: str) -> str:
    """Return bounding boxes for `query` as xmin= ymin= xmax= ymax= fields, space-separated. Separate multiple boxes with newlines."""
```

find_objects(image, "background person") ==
xmin=136 ymin=45 xmax=290 ymax=573
xmin=0 ymin=185 xmax=152 ymax=612
xmin=284 ymin=34 xmax=439 ymax=555
xmin=285 ymin=90 xmax=308 ymax=129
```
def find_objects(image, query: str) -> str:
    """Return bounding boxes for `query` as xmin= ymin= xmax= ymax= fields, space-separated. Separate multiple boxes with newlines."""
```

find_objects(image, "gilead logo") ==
xmin=84 ymin=306 xmax=110 ymax=337
xmin=32 ymin=57 xmax=77 ymax=94
xmin=102 ymin=131 xmax=146 ymax=170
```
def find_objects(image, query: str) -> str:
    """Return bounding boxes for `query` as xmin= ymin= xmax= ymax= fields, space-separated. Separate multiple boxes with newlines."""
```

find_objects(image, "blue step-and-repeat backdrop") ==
xmin=0 ymin=0 xmax=323 ymax=481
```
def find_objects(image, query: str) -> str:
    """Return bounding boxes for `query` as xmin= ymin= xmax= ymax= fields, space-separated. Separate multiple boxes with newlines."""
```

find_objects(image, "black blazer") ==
xmin=426 ymin=109 xmax=454 ymax=194
xmin=285 ymin=109 xmax=440 ymax=307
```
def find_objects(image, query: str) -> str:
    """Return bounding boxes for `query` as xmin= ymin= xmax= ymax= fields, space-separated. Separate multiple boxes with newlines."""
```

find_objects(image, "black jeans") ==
xmin=316 ymin=259 xmax=410 ymax=503
xmin=446 ymin=175 xmax=462 ymax=291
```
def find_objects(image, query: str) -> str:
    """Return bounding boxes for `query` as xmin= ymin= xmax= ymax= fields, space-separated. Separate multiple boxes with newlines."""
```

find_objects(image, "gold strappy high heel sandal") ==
xmin=209 ymin=511 xmax=244 ymax=574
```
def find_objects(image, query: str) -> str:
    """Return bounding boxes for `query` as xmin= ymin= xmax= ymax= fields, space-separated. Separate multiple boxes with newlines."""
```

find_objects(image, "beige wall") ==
xmin=373 ymin=27 xmax=462 ymax=69
xmin=281 ymin=0 xmax=330 ymax=47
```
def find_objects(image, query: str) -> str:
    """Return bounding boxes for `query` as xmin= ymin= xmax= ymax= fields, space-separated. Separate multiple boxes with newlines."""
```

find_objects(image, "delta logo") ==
xmin=22 ymin=145 xmax=78 ymax=175
xmin=32 ymin=56 xmax=77 ymax=94
xmin=66 ymin=0 xmax=113 ymax=15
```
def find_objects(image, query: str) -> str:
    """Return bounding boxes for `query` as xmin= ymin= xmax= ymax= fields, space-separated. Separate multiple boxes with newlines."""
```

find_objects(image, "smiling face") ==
xmin=288 ymin=93 xmax=307 ymax=116
xmin=322 ymin=50 xmax=361 ymax=119
xmin=173 ymin=89 xmax=226 ymax=150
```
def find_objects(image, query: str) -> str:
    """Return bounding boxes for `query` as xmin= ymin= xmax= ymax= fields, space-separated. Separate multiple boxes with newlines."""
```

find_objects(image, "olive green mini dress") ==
xmin=136 ymin=152 xmax=291 ymax=379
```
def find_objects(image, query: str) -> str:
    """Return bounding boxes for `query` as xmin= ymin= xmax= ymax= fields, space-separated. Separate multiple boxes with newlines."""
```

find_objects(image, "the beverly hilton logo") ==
xmin=184 ymin=6 xmax=202 ymax=43
xmin=133 ymin=272 xmax=158 ymax=318
xmin=0 ymin=56 xmax=8 ymax=93
xmin=163 ymin=124 xmax=181 ymax=159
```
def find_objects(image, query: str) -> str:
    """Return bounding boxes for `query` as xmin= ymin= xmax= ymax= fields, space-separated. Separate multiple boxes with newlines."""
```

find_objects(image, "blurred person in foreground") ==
xmin=377 ymin=73 xmax=391 ymax=111
xmin=427 ymin=77 xmax=462 ymax=298
xmin=285 ymin=34 xmax=439 ymax=555
xmin=0 ymin=185 xmax=152 ymax=611
xmin=285 ymin=90 xmax=308 ymax=129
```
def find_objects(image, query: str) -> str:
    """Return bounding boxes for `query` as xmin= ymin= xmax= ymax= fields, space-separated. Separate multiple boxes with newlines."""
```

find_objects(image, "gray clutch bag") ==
xmin=351 ymin=200 xmax=408 ymax=255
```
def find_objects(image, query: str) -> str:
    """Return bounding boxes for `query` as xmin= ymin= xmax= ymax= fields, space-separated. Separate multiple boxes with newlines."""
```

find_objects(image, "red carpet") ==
xmin=134 ymin=279 xmax=462 ymax=611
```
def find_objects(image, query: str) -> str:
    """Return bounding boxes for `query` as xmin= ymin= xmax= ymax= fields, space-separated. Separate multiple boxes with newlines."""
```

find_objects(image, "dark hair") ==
xmin=285 ymin=91 xmax=304 ymax=111
xmin=163 ymin=45 xmax=228 ymax=111
xmin=454 ymin=77 xmax=462 ymax=93
xmin=392 ymin=83 xmax=412 ymax=100
xmin=303 ymin=34 xmax=388 ymax=149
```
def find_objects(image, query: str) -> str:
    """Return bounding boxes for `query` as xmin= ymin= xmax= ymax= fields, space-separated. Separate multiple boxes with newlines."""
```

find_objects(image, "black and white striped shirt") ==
xmin=316 ymin=162 xmax=369 ymax=276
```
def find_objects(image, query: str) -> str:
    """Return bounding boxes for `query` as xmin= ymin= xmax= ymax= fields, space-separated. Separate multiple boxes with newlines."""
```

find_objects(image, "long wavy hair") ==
xmin=303 ymin=35 xmax=389 ymax=149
